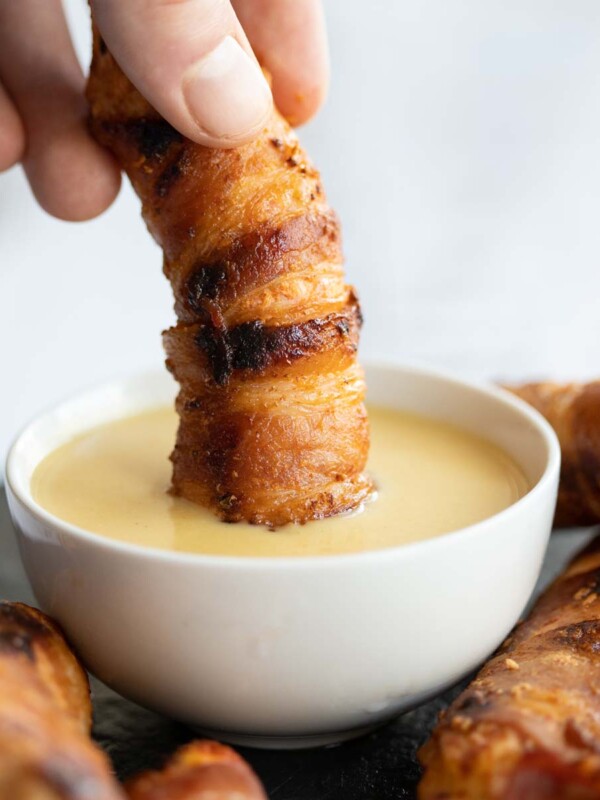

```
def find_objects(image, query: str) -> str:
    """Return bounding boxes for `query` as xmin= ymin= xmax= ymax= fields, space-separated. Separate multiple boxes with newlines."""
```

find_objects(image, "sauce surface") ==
xmin=31 ymin=406 xmax=529 ymax=557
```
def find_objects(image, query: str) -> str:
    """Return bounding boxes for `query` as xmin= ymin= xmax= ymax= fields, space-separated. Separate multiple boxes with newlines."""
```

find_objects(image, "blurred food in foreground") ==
xmin=419 ymin=533 xmax=600 ymax=799
xmin=125 ymin=740 xmax=267 ymax=800
xmin=0 ymin=600 xmax=268 ymax=799
xmin=0 ymin=601 xmax=124 ymax=799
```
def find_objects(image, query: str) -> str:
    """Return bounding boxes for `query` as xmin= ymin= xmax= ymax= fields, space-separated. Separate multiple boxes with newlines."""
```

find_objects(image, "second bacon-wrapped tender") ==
xmin=507 ymin=381 xmax=600 ymax=527
xmin=419 ymin=535 xmax=600 ymax=799
xmin=0 ymin=601 xmax=124 ymax=800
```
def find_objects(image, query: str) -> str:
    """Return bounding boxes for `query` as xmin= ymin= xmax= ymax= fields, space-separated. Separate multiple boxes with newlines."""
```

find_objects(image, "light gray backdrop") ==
xmin=2 ymin=1 xmax=600 ymax=456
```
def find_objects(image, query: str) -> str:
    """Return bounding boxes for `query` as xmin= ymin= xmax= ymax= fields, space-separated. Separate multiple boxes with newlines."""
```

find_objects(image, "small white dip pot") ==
xmin=5 ymin=364 xmax=560 ymax=749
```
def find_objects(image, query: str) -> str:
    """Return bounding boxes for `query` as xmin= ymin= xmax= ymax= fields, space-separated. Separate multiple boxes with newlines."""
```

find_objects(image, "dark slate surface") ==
xmin=0 ymin=487 xmax=594 ymax=799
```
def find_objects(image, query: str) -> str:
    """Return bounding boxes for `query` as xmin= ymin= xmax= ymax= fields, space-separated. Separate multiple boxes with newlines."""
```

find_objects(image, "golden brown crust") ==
xmin=168 ymin=210 xmax=343 ymax=325
xmin=0 ymin=602 xmax=91 ymax=733
xmin=86 ymin=25 xmax=373 ymax=526
xmin=418 ymin=536 xmax=600 ymax=799
xmin=125 ymin=741 xmax=267 ymax=800
xmin=0 ymin=602 xmax=124 ymax=800
xmin=507 ymin=382 xmax=600 ymax=527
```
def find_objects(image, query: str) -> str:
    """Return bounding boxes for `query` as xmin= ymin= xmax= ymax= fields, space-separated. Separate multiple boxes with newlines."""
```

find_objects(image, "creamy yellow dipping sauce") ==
xmin=31 ymin=406 xmax=529 ymax=558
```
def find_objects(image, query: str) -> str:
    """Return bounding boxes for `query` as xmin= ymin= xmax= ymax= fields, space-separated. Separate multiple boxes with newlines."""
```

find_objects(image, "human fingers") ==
xmin=232 ymin=0 xmax=329 ymax=125
xmin=0 ymin=81 xmax=26 ymax=172
xmin=0 ymin=0 xmax=121 ymax=220
xmin=92 ymin=0 xmax=273 ymax=148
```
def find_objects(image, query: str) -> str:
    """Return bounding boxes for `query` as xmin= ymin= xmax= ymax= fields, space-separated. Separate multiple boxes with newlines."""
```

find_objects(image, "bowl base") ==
xmin=193 ymin=720 xmax=386 ymax=750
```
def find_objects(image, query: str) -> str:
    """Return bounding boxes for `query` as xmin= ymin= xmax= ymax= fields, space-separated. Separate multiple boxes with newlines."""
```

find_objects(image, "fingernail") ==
xmin=183 ymin=36 xmax=272 ymax=143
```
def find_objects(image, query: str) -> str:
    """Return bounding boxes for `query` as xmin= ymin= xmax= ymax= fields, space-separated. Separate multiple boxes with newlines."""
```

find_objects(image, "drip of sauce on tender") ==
xmin=31 ymin=406 xmax=529 ymax=558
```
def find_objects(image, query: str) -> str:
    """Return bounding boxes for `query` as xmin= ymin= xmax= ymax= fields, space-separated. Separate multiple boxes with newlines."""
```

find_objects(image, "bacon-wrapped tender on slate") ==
xmin=125 ymin=741 xmax=267 ymax=800
xmin=86 ymin=25 xmax=373 ymax=527
xmin=418 ymin=535 xmax=600 ymax=800
xmin=0 ymin=601 xmax=124 ymax=800
xmin=507 ymin=381 xmax=600 ymax=527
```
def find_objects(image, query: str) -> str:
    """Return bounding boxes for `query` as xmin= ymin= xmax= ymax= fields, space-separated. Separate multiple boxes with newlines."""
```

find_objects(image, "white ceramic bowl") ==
xmin=5 ymin=364 xmax=560 ymax=749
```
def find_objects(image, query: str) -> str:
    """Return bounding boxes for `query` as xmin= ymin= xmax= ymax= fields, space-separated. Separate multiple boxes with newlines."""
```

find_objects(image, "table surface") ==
xmin=0 ymin=488 xmax=594 ymax=799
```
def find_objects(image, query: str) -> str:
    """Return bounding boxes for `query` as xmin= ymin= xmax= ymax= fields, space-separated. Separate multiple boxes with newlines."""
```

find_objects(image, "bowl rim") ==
xmin=4 ymin=360 xmax=561 ymax=571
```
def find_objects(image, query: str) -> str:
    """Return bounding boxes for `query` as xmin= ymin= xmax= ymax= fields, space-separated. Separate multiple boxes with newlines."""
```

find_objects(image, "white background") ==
xmin=2 ymin=1 xmax=600 ymax=457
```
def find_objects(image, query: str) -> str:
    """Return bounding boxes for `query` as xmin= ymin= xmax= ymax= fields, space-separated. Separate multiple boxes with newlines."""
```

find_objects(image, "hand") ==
xmin=0 ymin=0 xmax=329 ymax=222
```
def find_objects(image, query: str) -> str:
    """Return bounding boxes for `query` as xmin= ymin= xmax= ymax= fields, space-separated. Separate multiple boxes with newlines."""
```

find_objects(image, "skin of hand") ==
xmin=0 ymin=0 xmax=329 ymax=222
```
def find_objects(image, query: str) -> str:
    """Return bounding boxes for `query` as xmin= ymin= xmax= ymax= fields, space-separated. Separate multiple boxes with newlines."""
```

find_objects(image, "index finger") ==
xmin=232 ymin=0 xmax=329 ymax=126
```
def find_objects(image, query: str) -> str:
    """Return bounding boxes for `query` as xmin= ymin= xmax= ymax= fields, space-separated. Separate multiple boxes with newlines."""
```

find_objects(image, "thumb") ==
xmin=91 ymin=0 xmax=273 ymax=148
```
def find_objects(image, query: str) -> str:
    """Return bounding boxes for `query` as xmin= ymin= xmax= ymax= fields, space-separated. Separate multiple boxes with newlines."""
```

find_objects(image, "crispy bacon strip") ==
xmin=125 ymin=741 xmax=266 ymax=800
xmin=0 ymin=601 xmax=124 ymax=799
xmin=418 ymin=535 xmax=600 ymax=799
xmin=507 ymin=382 xmax=600 ymax=527
xmin=86 ymin=25 xmax=373 ymax=526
